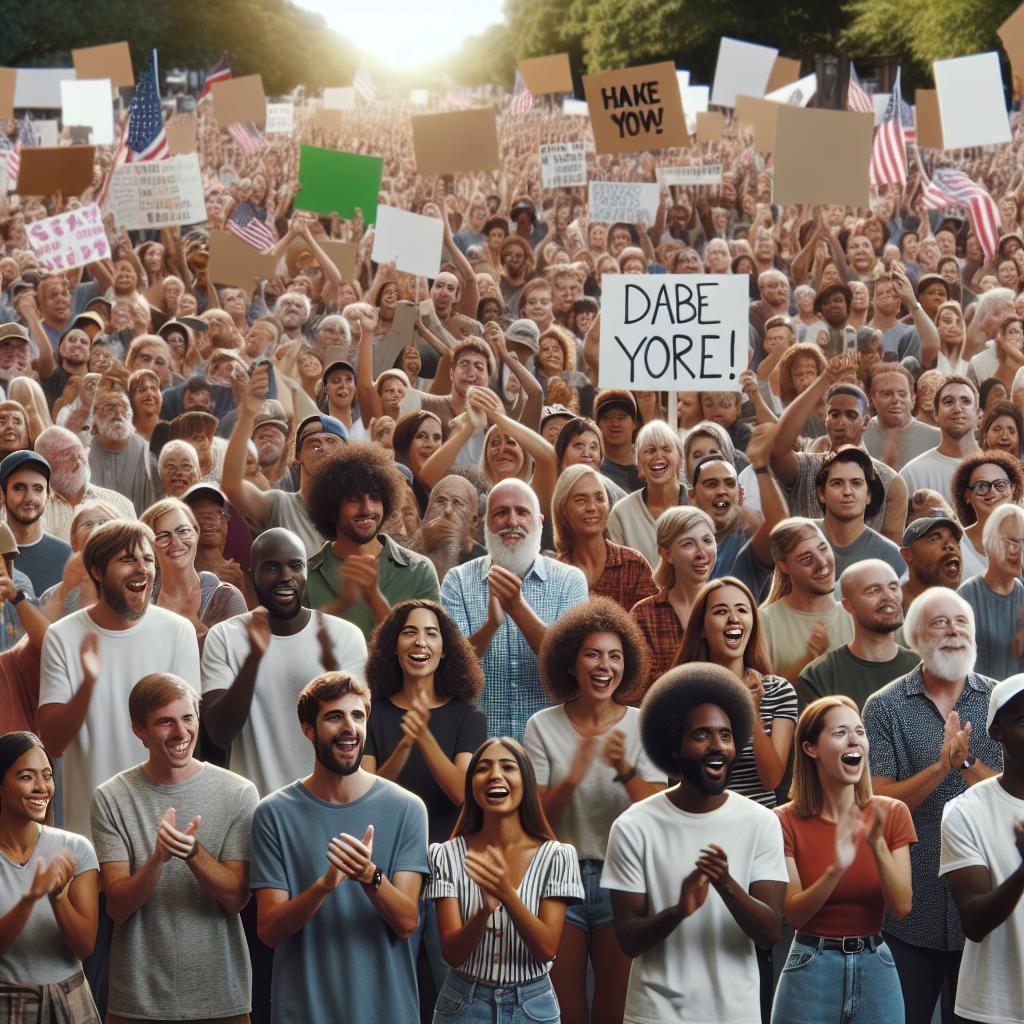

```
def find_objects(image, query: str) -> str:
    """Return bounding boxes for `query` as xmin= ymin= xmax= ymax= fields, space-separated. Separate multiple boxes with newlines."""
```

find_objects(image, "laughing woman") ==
xmin=425 ymin=738 xmax=584 ymax=1024
xmin=770 ymin=697 xmax=915 ymax=1024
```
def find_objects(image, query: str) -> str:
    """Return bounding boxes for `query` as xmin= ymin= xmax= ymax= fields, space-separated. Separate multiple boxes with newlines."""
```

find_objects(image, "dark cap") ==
xmin=0 ymin=323 xmax=30 ymax=345
xmin=901 ymin=513 xmax=963 ymax=548
xmin=594 ymin=389 xmax=638 ymax=421
xmin=322 ymin=359 xmax=356 ymax=387
xmin=510 ymin=198 xmax=537 ymax=223
xmin=915 ymin=273 xmax=950 ymax=298
xmin=0 ymin=450 xmax=50 ymax=490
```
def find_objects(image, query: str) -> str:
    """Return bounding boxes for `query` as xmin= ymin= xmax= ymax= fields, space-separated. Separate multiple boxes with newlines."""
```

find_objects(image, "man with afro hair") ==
xmin=602 ymin=662 xmax=787 ymax=1024
xmin=305 ymin=442 xmax=439 ymax=635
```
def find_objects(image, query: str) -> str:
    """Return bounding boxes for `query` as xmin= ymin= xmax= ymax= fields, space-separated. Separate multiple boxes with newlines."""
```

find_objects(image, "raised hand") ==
xmin=399 ymin=690 xmax=431 ymax=745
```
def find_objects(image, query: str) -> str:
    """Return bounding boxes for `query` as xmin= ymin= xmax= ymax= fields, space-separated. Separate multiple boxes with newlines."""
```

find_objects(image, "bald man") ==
xmin=408 ymin=474 xmax=485 ymax=582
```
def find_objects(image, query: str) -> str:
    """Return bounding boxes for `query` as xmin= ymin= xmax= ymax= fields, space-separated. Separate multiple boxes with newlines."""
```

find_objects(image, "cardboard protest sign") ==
xmin=735 ymin=95 xmax=779 ymax=152
xmin=72 ymin=42 xmax=134 ymax=89
xmin=540 ymin=142 xmax=588 ymax=189
xmin=15 ymin=146 xmax=94 ymax=197
xmin=372 ymin=205 xmax=443 ymax=278
xmin=599 ymin=274 xmax=748 ymax=390
xmin=934 ymin=53 xmax=1010 ymax=150
xmin=295 ymin=146 xmax=383 ymax=223
xmin=657 ymin=165 xmax=722 ymax=187
xmin=588 ymin=182 xmax=659 ymax=226
xmin=711 ymin=38 xmax=778 ymax=108
xmin=60 ymin=80 xmax=114 ymax=146
xmin=107 ymin=154 xmax=206 ymax=230
xmin=765 ymin=73 xmax=817 ymax=106
xmin=0 ymin=68 xmax=15 ymax=119
xmin=411 ymin=108 xmax=500 ymax=174
xmin=765 ymin=57 xmax=802 ymax=94
xmin=323 ymin=87 xmax=355 ymax=110
xmin=915 ymin=90 xmax=944 ymax=150
xmin=209 ymin=229 xmax=280 ymax=290
xmin=211 ymin=75 xmax=266 ymax=126
xmin=310 ymin=108 xmax=344 ymax=134
xmin=166 ymin=113 xmax=197 ymax=155
xmin=772 ymin=106 xmax=874 ymax=208
xmin=14 ymin=69 xmax=71 ymax=109
xmin=563 ymin=98 xmax=589 ymax=116
xmin=265 ymin=103 xmax=294 ymax=134
xmin=27 ymin=203 xmax=109 ymax=271
xmin=519 ymin=54 xmax=573 ymax=95
xmin=696 ymin=110 xmax=725 ymax=142
xmin=319 ymin=239 xmax=358 ymax=282
xmin=998 ymin=3 xmax=1024 ymax=79
xmin=582 ymin=62 xmax=687 ymax=155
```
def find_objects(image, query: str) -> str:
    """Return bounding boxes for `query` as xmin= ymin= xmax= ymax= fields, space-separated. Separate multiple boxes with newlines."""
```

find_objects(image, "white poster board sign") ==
xmin=934 ymin=52 xmax=1011 ymax=150
xmin=681 ymin=85 xmax=709 ymax=133
xmin=107 ymin=154 xmax=207 ymax=230
xmin=599 ymin=274 xmax=749 ymax=390
xmin=14 ymin=69 xmax=73 ymax=109
xmin=711 ymin=38 xmax=778 ymax=108
xmin=563 ymin=98 xmax=589 ymax=116
xmin=657 ymin=164 xmax=722 ymax=187
xmin=372 ymin=205 xmax=443 ymax=278
xmin=588 ymin=181 xmax=659 ymax=225
xmin=60 ymin=79 xmax=114 ymax=145
xmin=27 ymin=203 xmax=110 ymax=271
xmin=265 ymin=102 xmax=294 ymax=134
xmin=540 ymin=142 xmax=588 ymax=189
xmin=323 ymin=87 xmax=355 ymax=110
xmin=765 ymin=73 xmax=817 ymax=107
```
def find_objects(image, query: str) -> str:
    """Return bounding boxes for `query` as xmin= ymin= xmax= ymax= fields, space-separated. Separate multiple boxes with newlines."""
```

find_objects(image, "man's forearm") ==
xmin=614 ymin=903 xmax=686 ymax=958
xmin=362 ymin=875 xmax=419 ymax=939
xmin=105 ymin=855 xmax=165 ymax=925
xmin=258 ymin=880 xmax=332 ymax=947
xmin=507 ymin=602 xmax=547 ymax=655
xmin=716 ymin=878 xmax=781 ymax=946
xmin=189 ymin=849 xmax=249 ymax=914
xmin=202 ymin=655 xmax=262 ymax=747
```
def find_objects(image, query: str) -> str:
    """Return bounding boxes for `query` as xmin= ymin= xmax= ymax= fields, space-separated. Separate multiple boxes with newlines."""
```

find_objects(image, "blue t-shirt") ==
xmin=251 ymin=777 xmax=429 ymax=1024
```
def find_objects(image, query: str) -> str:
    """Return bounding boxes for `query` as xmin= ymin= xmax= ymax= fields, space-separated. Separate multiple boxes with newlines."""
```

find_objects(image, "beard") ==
xmin=50 ymin=465 xmax=90 ymax=500
xmin=920 ymin=636 xmax=976 ymax=681
xmin=314 ymin=733 xmax=363 ymax=776
xmin=98 ymin=418 xmax=133 ymax=444
xmin=485 ymin=524 xmax=542 ymax=578
xmin=7 ymin=504 xmax=43 ymax=527
xmin=410 ymin=528 xmax=463 ymax=580
xmin=676 ymin=752 xmax=731 ymax=796
xmin=101 ymin=580 xmax=147 ymax=622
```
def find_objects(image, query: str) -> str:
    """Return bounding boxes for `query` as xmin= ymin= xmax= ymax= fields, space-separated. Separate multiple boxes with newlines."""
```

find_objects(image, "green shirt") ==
xmin=305 ymin=533 xmax=440 ymax=635
xmin=797 ymin=644 xmax=921 ymax=713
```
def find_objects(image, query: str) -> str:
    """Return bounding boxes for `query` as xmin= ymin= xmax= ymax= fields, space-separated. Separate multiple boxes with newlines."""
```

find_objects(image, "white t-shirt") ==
xmin=602 ymin=790 xmax=787 ymax=1024
xmin=899 ymin=447 xmax=963 ymax=505
xmin=940 ymin=778 xmax=1024 ymax=1024
xmin=39 ymin=606 xmax=201 ymax=840
xmin=201 ymin=611 xmax=367 ymax=796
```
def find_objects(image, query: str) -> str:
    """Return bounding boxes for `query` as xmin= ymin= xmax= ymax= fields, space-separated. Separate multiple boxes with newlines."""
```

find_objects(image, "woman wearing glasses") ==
xmin=950 ymin=450 xmax=1024 ymax=578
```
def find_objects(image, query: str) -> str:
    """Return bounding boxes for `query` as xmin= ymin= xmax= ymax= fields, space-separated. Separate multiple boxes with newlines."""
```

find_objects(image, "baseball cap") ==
xmin=294 ymin=413 xmax=348 ymax=457
xmin=540 ymin=404 xmax=574 ymax=431
xmin=594 ymin=389 xmax=638 ymax=421
xmin=901 ymin=514 xmax=963 ymax=547
xmin=505 ymin=319 xmax=540 ymax=355
xmin=322 ymin=359 xmax=356 ymax=387
xmin=0 ymin=323 xmax=30 ymax=345
xmin=70 ymin=311 xmax=106 ymax=335
xmin=181 ymin=483 xmax=227 ymax=508
xmin=986 ymin=674 xmax=1024 ymax=736
xmin=0 ymin=451 xmax=51 ymax=490
xmin=251 ymin=400 xmax=289 ymax=436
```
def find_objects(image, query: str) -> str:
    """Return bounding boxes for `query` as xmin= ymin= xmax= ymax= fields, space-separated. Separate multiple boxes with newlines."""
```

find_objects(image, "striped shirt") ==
xmin=425 ymin=837 xmax=583 ymax=984
xmin=727 ymin=674 xmax=798 ymax=807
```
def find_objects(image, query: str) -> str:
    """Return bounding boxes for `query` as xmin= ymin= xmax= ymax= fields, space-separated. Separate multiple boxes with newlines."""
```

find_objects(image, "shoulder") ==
xmin=371 ymin=775 xmax=429 ymax=816
xmin=727 ymin=790 xmax=782 ymax=825
xmin=307 ymin=541 xmax=332 ymax=574
xmin=43 ymin=825 xmax=96 ymax=859
xmin=862 ymin=673 xmax=912 ymax=714
xmin=204 ymin=763 xmax=260 ymax=800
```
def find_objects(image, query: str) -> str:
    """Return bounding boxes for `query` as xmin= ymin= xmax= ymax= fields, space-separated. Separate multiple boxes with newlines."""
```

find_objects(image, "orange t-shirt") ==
xmin=776 ymin=795 xmax=917 ymax=937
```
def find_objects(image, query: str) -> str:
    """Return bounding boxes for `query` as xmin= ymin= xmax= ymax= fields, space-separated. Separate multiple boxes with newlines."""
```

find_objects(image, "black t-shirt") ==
xmin=600 ymin=457 xmax=642 ymax=495
xmin=364 ymin=697 xmax=487 ymax=843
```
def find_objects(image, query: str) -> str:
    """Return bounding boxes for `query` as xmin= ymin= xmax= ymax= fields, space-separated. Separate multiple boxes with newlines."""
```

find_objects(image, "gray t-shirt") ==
xmin=90 ymin=763 xmax=258 ymax=1019
xmin=262 ymin=489 xmax=326 ymax=558
xmin=957 ymin=575 xmax=1024 ymax=682
xmin=0 ymin=826 xmax=97 ymax=984
xmin=87 ymin=432 xmax=160 ymax=516
xmin=862 ymin=418 xmax=942 ymax=471
xmin=817 ymin=522 xmax=905 ymax=590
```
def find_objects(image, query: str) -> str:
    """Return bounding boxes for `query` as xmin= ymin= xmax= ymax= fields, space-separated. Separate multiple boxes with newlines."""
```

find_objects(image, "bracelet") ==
xmin=753 ymin=466 xmax=769 ymax=475
xmin=613 ymin=766 xmax=637 ymax=784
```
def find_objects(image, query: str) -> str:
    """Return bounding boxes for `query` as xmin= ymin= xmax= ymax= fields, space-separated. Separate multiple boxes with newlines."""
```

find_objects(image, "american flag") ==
xmin=226 ymin=200 xmax=276 ymax=252
xmin=201 ymin=51 xmax=232 ymax=99
xmin=870 ymin=69 xmax=907 ymax=187
xmin=510 ymin=69 xmax=533 ymax=115
xmin=227 ymin=122 xmax=263 ymax=156
xmin=923 ymin=167 xmax=1001 ymax=261
xmin=3 ymin=115 xmax=37 ymax=184
xmin=847 ymin=64 xmax=873 ymax=114
xmin=354 ymin=59 xmax=376 ymax=103
xmin=126 ymin=50 xmax=170 ymax=162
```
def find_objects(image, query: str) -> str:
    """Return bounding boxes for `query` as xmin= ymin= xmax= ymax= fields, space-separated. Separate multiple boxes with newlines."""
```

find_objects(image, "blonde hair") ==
xmin=653 ymin=506 xmax=716 ymax=588
xmin=551 ymin=465 xmax=607 ymax=554
xmin=765 ymin=517 xmax=824 ymax=604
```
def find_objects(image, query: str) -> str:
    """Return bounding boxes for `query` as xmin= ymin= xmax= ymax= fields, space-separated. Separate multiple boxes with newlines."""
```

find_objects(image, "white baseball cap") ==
xmin=986 ymin=674 xmax=1024 ymax=737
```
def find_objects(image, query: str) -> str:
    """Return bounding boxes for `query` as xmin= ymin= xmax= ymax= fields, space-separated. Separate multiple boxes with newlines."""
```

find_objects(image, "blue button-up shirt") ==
xmin=441 ymin=554 xmax=588 ymax=741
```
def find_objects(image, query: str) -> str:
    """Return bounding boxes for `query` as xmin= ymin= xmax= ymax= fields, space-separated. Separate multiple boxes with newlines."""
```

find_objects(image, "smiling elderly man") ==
xmin=88 ymin=390 xmax=159 ymax=515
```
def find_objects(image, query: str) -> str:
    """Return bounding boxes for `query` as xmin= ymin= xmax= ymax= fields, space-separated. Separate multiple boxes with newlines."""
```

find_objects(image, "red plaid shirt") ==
xmin=631 ymin=588 xmax=686 ymax=686
xmin=556 ymin=541 xmax=658 ymax=612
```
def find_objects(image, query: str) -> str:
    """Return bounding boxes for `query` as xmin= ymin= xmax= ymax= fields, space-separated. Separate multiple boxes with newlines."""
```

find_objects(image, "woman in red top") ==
xmin=771 ymin=696 xmax=915 ymax=1024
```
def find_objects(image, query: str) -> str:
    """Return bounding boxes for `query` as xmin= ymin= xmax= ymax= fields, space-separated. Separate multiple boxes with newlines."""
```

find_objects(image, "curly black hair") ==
xmin=539 ymin=596 xmax=649 ymax=706
xmin=639 ymin=663 xmax=754 ymax=778
xmin=950 ymin=448 xmax=1024 ymax=526
xmin=365 ymin=600 xmax=484 ymax=703
xmin=306 ymin=442 xmax=403 ymax=540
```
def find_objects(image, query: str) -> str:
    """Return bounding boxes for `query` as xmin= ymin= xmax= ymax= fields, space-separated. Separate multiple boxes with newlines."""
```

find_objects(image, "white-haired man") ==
xmin=89 ymin=389 xmax=159 ymax=515
xmin=966 ymin=286 xmax=1016 ymax=384
xmin=440 ymin=478 xmax=587 ymax=740
xmin=274 ymin=291 xmax=312 ymax=345
xmin=864 ymin=588 xmax=1002 ymax=1024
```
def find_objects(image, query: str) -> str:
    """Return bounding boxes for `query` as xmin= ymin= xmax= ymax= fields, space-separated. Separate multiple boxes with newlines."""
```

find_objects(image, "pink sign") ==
xmin=27 ymin=204 xmax=110 ymax=272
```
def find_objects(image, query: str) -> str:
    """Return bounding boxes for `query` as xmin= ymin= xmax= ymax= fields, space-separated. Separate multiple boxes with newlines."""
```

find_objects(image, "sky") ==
xmin=295 ymin=0 xmax=506 ymax=67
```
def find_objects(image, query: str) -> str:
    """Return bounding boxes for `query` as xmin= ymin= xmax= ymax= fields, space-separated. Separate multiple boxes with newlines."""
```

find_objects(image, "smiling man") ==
xmin=688 ymin=456 xmax=757 ymax=579
xmin=900 ymin=514 xmax=964 ymax=611
xmin=88 ymin=390 xmax=159 ymax=516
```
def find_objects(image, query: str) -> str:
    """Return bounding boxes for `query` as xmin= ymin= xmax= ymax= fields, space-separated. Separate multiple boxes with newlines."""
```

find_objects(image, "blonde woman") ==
xmin=934 ymin=301 xmax=969 ymax=377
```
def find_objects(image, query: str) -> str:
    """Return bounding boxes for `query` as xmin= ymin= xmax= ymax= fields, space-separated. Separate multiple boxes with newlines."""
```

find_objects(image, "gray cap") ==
xmin=505 ymin=318 xmax=540 ymax=354
xmin=901 ymin=514 xmax=963 ymax=548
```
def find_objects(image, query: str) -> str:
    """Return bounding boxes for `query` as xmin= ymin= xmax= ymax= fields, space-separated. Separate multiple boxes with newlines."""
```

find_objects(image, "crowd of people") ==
xmin=0 ymin=65 xmax=1023 ymax=1024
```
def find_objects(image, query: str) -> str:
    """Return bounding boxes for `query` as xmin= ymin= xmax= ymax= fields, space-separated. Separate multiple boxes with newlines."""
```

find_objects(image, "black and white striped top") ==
xmin=425 ymin=836 xmax=584 ymax=984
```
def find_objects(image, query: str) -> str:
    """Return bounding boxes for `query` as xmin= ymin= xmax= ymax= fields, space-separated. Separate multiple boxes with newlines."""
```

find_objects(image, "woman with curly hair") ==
xmin=536 ymin=324 xmax=594 ymax=417
xmin=777 ymin=343 xmax=828 ymax=439
xmin=950 ymin=448 xmax=1024 ymax=578
xmin=524 ymin=598 xmax=662 ymax=1024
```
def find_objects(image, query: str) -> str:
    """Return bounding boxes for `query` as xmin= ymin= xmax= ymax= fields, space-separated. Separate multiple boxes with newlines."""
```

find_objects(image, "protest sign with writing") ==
xmin=540 ymin=143 xmax=588 ymax=189
xmin=599 ymin=274 xmax=748 ymax=390
xmin=583 ymin=62 xmax=686 ymax=155
xmin=14 ymin=69 xmax=72 ymax=109
xmin=212 ymin=75 xmax=266 ymax=126
xmin=711 ymin=38 xmax=778 ymax=108
xmin=265 ymin=103 xmax=294 ymax=134
xmin=323 ymin=87 xmax=356 ymax=110
xmin=934 ymin=53 xmax=1011 ymax=150
xmin=411 ymin=108 xmax=500 ymax=174
xmin=372 ymin=206 xmax=443 ymax=278
xmin=657 ymin=165 xmax=723 ymax=187
xmin=60 ymin=79 xmax=114 ymax=146
xmin=295 ymin=146 xmax=383 ymax=223
xmin=166 ymin=113 xmax=197 ymax=155
xmin=519 ymin=54 xmax=573 ymax=95
xmin=589 ymin=182 xmax=659 ymax=227
xmin=16 ymin=146 xmax=93 ymax=197
xmin=107 ymin=154 xmax=207 ymax=230
xmin=0 ymin=69 xmax=15 ymax=119
xmin=27 ymin=204 xmax=109 ymax=272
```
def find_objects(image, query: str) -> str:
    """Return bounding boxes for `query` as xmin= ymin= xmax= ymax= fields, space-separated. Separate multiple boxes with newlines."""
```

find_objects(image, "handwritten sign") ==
xmin=657 ymin=164 xmax=723 ymax=187
xmin=588 ymin=181 xmax=659 ymax=226
xmin=598 ymin=274 xmax=749 ymax=390
xmin=265 ymin=102 xmax=294 ymax=134
xmin=106 ymin=154 xmax=207 ymax=230
xmin=540 ymin=142 xmax=587 ymax=189
xmin=27 ymin=204 xmax=110 ymax=272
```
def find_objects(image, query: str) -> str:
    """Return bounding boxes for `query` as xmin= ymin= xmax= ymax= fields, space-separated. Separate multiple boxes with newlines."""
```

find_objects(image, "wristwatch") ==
xmin=957 ymin=754 xmax=976 ymax=771
xmin=364 ymin=866 xmax=383 ymax=889
xmin=753 ymin=466 xmax=769 ymax=475
xmin=10 ymin=589 xmax=25 ymax=606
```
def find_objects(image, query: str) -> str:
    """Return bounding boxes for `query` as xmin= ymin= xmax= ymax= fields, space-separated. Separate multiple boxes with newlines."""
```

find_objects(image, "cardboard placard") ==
xmin=518 ymin=53 xmax=572 ymax=95
xmin=14 ymin=69 xmax=72 ymax=110
xmin=411 ymin=107 xmax=500 ymax=174
xmin=15 ymin=145 xmax=94 ymax=197
xmin=319 ymin=239 xmax=358 ymax=282
xmin=371 ymin=205 xmax=443 ymax=278
xmin=563 ymin=98 xmax=589 ymax=116
xmin=711 ymin=38 xmax=778 ymax=108
xmin=72 ymin=42 xmax=134 ymax=88
xmin=582 ymin=61 xmax=687 ymax=155
xmin=60 ymin=79 xmax=114 ymax=146
xmin=657 ymin=164 xmax=723 ymax=187
xmin=211 ymin=74 xmax=266 ymax=126
xmin=765 ymin=56 xmax=802 ymax=94
xmin=166 ymin=113 xmax=197 ymax=155
xmin=696 ymin=110 xmax=725 ymax=142
xmin=772 ymin=106 xmax=874 ymax=208
xmin=735 ymin=94 xmax=779 ymax=152
xmin=323 ymin=87 xmax=355 ymax=111
xmin=934 ymin=52 xmax=1011 ymax=150
xmin=765 ymin=73 xmax=817 ymax=107
xmin=588 ymin=181 xmax=659 ymax=225
xmin=0 ymin=68 xmax=15 ymax=119
xmin=540 ymin=142 xmax=588 ymax=189
xmin=998 ymin=3 xmax=1024 ymax=79
xmin=27 ymin=203 xmax=110 ymax=271
xmin=599 ymin=274 xmax=748 ymax=389
xmin=309 ymin=108 xmax=344 ymax=134
xmin=209 ymin=229 xmax=280 ymax=289
xmin=915 ymin=89 xmax=944 ymax=150
xmin=295 ymin=145 xmax=383 ymax=223
xmin=265 ymin=102 xmax=294 ymax=134
xmin=106 ymin=154 xmax=207 ymax=230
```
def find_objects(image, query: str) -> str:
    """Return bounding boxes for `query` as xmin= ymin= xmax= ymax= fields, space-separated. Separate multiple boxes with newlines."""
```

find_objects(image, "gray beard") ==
xmin=410 ymin=531 xmax=464 ymax=580
xmin=485 ymin=527 xmax=541 ymax=577
xmin=921 ymin=639 xmax=976 ymax=681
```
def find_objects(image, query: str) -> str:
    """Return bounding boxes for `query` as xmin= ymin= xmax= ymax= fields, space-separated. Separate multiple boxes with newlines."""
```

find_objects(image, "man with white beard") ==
xmin=88 ymin=389 xmax=160 ymax=515
xmin=864 ymin=589 xmax=1002 ymax=1024
xmin=440 ymin=478 xmax=587 ymax=739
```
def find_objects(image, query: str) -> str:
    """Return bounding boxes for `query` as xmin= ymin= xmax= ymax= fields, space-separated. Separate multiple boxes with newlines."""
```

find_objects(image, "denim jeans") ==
xmin=563 ymin=858 xmax=614 ymax=933
xmin=769 ymin=936 xmax=905 ymax=1024
xmin=432 ymin=971 xmax=560 ymax=1024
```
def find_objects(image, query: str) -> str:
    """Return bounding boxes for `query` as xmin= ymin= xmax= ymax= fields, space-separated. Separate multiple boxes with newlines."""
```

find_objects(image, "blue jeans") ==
xmin=770 ymin=936 xmax=905 ymax=1024
xmin=433 ymin=972 xmax=560 ymax=1024
xmin=563 ymin=858 xmax=614 ymax=933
